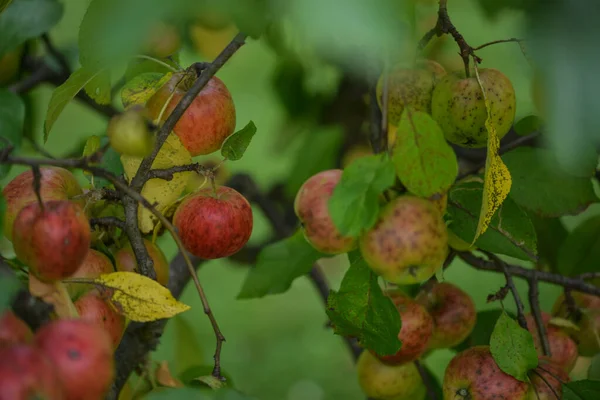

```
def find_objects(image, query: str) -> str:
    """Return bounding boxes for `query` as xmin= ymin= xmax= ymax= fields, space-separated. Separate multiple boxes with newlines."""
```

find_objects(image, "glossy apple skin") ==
xmin=552 ymin=291 xmax=600 ymax=357
xmin=13 ymin=200 xmax=91 ymax=281
xmin=146 ymin=72 xmax=236 ymax=156
xmin=415 ymin=282 xmax=476 ymax=349
xmin=65 ymin=249 xmax=115 ymax=300
xmin=372 ymin=290 xmax=433 ymax=364
xmin=525 ymin=312 xmax=578 ymax=373
xmin=359 ymin=195 xmax=448 ymax=284
xmin=173 ymin=186 xmax=253 ymax=259
xmin=0 ymin=345 xmax=64 ymax=400
xmin=443 ymin=345 xmax=529 ymax=400
xmin=115 ymin=238 xmax=170 ymax=287
xmin=35 ymin=319 xmax=114 ymax=400
xmin=75 ymin=290 xmax=126 ymax=350
xmin=527 ymin=356 xmax=569 ymax=400
xmin=294 ymin=169 xmax=357 ymax=254
xmin=0 ymin=311 xmax=33 ymax=347
xmin=2 ymin=167 xmax=83 ymax=241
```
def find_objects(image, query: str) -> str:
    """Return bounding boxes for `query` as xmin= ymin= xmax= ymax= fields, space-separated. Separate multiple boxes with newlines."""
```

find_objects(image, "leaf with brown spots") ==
xmin=121 ymin=72 xmax=171 ymax=109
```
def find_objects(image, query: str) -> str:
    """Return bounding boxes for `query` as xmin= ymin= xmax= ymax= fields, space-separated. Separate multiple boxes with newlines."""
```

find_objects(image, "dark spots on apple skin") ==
xmin=67 ymin=349 xmax=81 ymax=360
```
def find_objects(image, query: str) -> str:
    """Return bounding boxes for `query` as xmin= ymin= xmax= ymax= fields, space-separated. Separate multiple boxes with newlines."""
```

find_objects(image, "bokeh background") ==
xmin=1 ymin=0 xmax=599 ymax=399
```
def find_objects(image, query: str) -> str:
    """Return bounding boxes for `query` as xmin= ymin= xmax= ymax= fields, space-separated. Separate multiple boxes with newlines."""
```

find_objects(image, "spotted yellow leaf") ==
xmin=121 ymin=72 xmax=172 ymax=109
xmin=92 ymin=271 xmax=190 ymax=322
xmin=471 ymin=66 xmax=512 ymax=245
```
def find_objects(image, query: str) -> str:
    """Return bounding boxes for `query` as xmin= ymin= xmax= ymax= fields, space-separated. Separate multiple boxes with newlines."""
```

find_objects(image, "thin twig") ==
xmin=486 ymin=252 xmax=527 ymax=329
xmin=415 ymin=360 xmax=439 ymax=400
xmin=473 ymin=38 xmax=524 ymax=51
xmin=89 ymin=216 xmax=126 ymax=230
xmin=528 ymin=276 xmax=552 ymax=356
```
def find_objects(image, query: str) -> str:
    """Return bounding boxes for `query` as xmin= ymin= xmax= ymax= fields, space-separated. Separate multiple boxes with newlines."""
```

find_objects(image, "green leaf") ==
xmin=453 ymin=309 xmax=515 ymax=352
xmin=588 ymin=354 xmax=600 ymax=381
xmin=124 ymin=56 xmax=179 ymax=82
xmin=0 ymin=89 xmax=24 ymax=179
xmin=529 ymin=213 xmax=568 ymax=272
xmin=391 ymin=110 xmax=458 ymax=197
xmin=328 ymin=154 xmax=395 ymax=237
xmin=0 ymin=0 xmax=63 ymax=58
xmin=513 ymin=115 xmax=543 ymax=136
xmin=237 ymin=230 xmax=327 ymax=299
xmin=179 ymin=365 xmax=235 ymax=389
xmin=446 ymin=179 xmax=537 ymax=261
xmin=326 ymin=252 xmax=402 ymax=356
xmin=489 ymin=311 xmax=538 ymax=382
xmin=83 ymin=68 xmax=111 ymax=105
xmin=83 ymin=135 xmax=124 ymax=189
xmin=0 ymin=0 xmax=12 ymax=14
xmin=121 ymin=72 xmax=168 ymax=109
xmin=557 ymin=216 xmax=600 ymax=276
xmin=502 ymin=147 xmax=599 ymax=217
xmin=141 ymin=387 xmax=210 ymax=400
xmin=44 ymin=66 xmax=106 ymax=141
xmin=563 ymin=380 xmax=600 ymax=400
xmin=0 ymin=271 xmax=20 ymax=313
xmin=82 ymin=135 xmax=101 ymax=158
xmin=284 ymin=125 xmax=344 ymax=199
xmin=172 ymin=315 xmax=204 ymax=374
xmin=220 ymin=121 xmax=257 ymax=161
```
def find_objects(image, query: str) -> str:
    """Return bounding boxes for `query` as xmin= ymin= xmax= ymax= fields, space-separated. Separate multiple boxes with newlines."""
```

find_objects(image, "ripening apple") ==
xmin=173 ymin=186 xmax=253 ymax=259
xmin=294 ymin=169 xmax=357 ymax=254
xmin=115 ymin=238 xmax=170 ymax=286
xmin=2 ymin=166 xmax=83 ymax=241
xmin=359 ymin=195 xmax=448 ymax=284
xmin=65 ymin=249 xmax=115 ymax=300
xmin=443 ymin=345 xmax=529 ymax=400
xmin=75 ymin=289 xmax=126 ymax=350
xmin=107 ymin=106 xmax=155 ymax=157
xmin=525 ymin=312 xmax=578 ymax=372
xmin=146 ymin=70 xmax=236 ymax=156
xmin=415 ymin=282 xmax=477 ymax=349
xmin=0 ymin=345 xmax=64 ymax=400
xmin=144 ymin=21 xmax=181 ymax=59
xmin=552 ymin=291 xmax=600 ymax=357
xmin=13 ymin=200 xmax=91 ymax=281
xmin=189 ymin=20 xmax=238 ymax=61
xmin=35 ymin=319 xmax=115 ymax=400
xmin=356 ymin=350 xmax=426 ymax=400
xmin=0 ymin=311 xmax=33 ymax=347
xmin=431 ymin=68 xmax=516 ymax=148
xmin=371 ymin=289 xmax=433 ymax=364
xmin=527 ymin=356 xmax=569 ymax=400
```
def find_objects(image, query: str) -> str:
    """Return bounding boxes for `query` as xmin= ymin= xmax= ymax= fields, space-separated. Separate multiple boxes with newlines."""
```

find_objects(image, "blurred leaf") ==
xmin=589 ymin=354 xmax=600 ymax=380
xmin=513 ymin=115 xmax=543 ymax=136
xmin=454 ymin=309 xmax=515 ymax=352
xmin=0 ymin=0 xmax=11 ymax=14
xmin=179 ymin=365 xmax=235 ymax=389
xmin=284 ymin=125 xmax=344 ymax=199
xmin=83 ymin=69 xmax=111 ymax=105
xmin=490 ymin=311 xmax=538 ymax=382
xmin=0 ymin=272 xmax=19 ymax=313
xmin=83 ymin=135 xmax=101 ymax=157
xmin=155 ymin=361 xmax=184 ymax=388
xmin=0 ymin=0 xmax=63 ymax=58
xmin=124 ymin=57 xmax=179 ymax=82
xmin=271 ymin=57 xmax=319 ymax=119
xmin=446 ymin=179 xmax=537 ymax=261
xmin=121 ymin=72 xmax=170 ymax=109
xmin=228 ymin=0 xmax=268 ymax=39
xmin=476 ymin=0 xmax=535 ymax=19
xmin=557 ymin=216 xmax=600 ymax=276
xmin=87 ymin=271 xmax=190 ymax=322
xmin=563 ymin=380 xmax=600 ymax=400
xmin=0 ymin=89 xmax=24 ymax=179
xmin=87 ymin=135 xmax=125 ymax=189
xmin=221 ymin=121 xmax=257 ymax=161
xmin=326 ymin=251 xmax=402 ymax=356
xmin=141 ymin=387 xmax=210 ymax=400
xmin=391 ymin=110 xmax=458 ymax=198
xmin=328 ymin=154 xmax=395 ymax=237
xmin=237 ymin=230 xmax=327 ymax=299
xmin=502 ymin=147 xmax=599 ymax=217
xmin=529 ymin=213 xmax=568 ymax=272
xmin=44 ymin=66 xmax=106 ymax=141
xmin=172 ymin=315 xmax=204 ymax=374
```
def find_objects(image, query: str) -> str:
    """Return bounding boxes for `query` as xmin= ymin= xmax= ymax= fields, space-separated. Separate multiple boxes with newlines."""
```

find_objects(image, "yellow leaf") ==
xmin=471 ymin=66 xmax=512 ymax=245
xmin=29 ymin=274 xmax=79 ymax=319
xmin=92 ymin=271 xmax=190 ymax=322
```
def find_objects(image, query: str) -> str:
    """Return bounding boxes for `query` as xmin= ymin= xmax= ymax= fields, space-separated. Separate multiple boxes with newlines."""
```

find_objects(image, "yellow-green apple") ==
xmin=115 ymin=238 xmax=170 ymax=286
xmin=0 ymin=311 xmax=33 ymax=347
xmin=75 ymin=289 xmax=126 ymax=350
xmin=107 ymin=106 xmax=155 ymax=157
xmin=525 ymin=312 xmax=578 ymax=372
xmin=144 ymin=21 xmax=181 ymax=59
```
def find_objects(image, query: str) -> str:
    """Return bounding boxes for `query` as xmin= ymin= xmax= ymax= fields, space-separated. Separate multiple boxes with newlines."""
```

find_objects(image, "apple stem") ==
xmin=133 ymin=55 xmax=180 ymax=74
xmin=31 ymin=166 xmax=45 ymax=212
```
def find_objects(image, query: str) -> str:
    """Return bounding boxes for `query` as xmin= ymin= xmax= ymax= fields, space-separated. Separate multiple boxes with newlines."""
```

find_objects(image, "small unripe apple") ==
xmin=371 ymin=289 xmax=433 ymax=364
xmin=13 ymin=200 xmax=91 ymax=281
xmin=0 ymin=344 xmax=64 ymax=400
xmin=65 ymin=249 xmax=115 ymax=300
xmin=173 ymin=186 xmax=253 ymax=259
xmin=415 ymin=282 xmax=476 ymax=349
xmin=431 ymin=68 xmax=516 ymax=148
xmin=359 ymin=195 xmax=448 ymax=284
xmin=357 ymin=350 xmax=426 ymax=400
xmin=525 ymin=312 xmax=578 ymax=372
xmin=75 ymin=289 xmax=126 ymax=350
xmin=189 ymin=21 xmax=238 ymax=61
xmin=443 ymin=345 xmax=529 ymax=400
xmin=35 ymin=318 xmax=115 ymax=400
xmin=146 ymin=71 xmax=236 ymax=156
xmin=551 ymin=291 xmax=600 ymax=357
xmin=341 ymin=145 xmax=373 ymax=168
xmin=0 ymin=311 xmax=33 ymax=347
xmin=3 ymin=166 xmax=83 ymax=241
xmin=145 ymin=21 xmax=181 ymax=59
xmin=294 ymin=169 xmax=357 ymax=254
xmin=527 ymin=356 xmax=569 ymax=400
xmin=107 ymin=106 xmax=155 ymax=157
xmin=115 ymin=238 xmax=170 ymax=286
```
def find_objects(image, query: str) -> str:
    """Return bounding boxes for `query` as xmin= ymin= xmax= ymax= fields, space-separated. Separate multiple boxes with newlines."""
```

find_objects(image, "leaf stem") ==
xmin=133 ymin=55 xmax=180 ymax=73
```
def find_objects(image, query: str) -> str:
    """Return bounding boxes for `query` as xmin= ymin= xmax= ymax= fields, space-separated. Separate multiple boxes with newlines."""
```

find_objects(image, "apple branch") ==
xmin=528 ymin=276 xmax=552 ymax=357
xmin=485 ymin=252 xmax=528 ymax=329
xmin=414 ymin=360 xmax=439 ymax=400
xmin=89 ymin=216 xmax=126 ymax=230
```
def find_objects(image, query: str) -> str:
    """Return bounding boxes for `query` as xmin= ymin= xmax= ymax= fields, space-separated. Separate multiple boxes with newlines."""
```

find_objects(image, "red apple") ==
xmin=2 ymin=167 xmax=83 ymax=241
xmin=0 ymin=345 xmax=64 ymax=400
xmin=75 ymin=289 xmax=126 ymax=350
xmin=173 ymin=186 xmax=253 ymax=259
xmin=371 ymin=289 xmax=433 ymax=364
xmin=443 ymin=345 xmax=529 ymax=400
xmin=146 ymin=71 xmax=236 ymax=156
xmin=415 ymin=282 xmax=477 ymax=349
xmin=0 ymin=311 xmax=33 ymax=347
xmin=294 ymin=169 xmax=357 ymax=254
xmin=65 ymin=249 xmax=115 ymax=300
xmin=13 ymin=200 xmax=91 ymax=281
xmin=35 ymin=319 xmax=115 ymax=400
xmin=552 ymin=291 xmax=600 ymax=357
xmin=527 ymin=356 xmax=569 ymax=400
xmin=525 ymin=312 xmax=578 ymax=373
xmin=114 ymin=238 xmax=169 ymax=286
